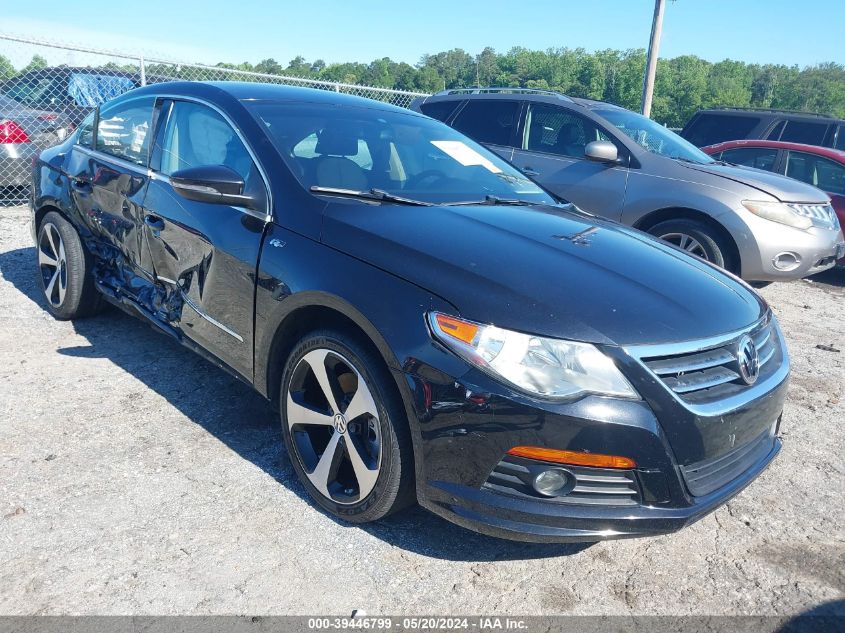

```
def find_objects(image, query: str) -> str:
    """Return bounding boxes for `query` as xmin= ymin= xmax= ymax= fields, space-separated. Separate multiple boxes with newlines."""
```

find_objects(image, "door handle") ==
xmin=522 ymin=166 xmax=541 ymax=177
xmin=144 ymin=214 xmax=165 ymax=233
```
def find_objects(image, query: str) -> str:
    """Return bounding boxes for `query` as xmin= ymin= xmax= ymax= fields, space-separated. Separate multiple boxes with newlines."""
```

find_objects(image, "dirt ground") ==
xmin=0 ymin=203 xmax=843 ymax=616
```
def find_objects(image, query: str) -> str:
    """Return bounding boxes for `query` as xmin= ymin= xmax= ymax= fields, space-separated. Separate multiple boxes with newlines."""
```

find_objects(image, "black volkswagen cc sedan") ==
xmin=30 ymin=82 xmax=789 ymax=542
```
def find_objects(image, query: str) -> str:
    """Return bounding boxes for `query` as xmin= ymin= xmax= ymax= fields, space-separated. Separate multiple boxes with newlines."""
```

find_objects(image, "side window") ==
xmin=766 ymin=120 xmax=786 ymax=140
xmin=95 ymin=97 xmax=154 ymax=165
xmin=157 ymin=101 xmax=255 ymax=180
xmin=450 ymin=100 xmax=519 ymax=147
xmin=785 ymin=152 xmax=845 ymax=195
xmin=419 ymin=100 xmax=461 ymax=123
xmin=77 ymin=111 xmax=95 ymax=148
xmin=720 ymin=147 xmax=778 ymax=171
xmin=835 ymin=125 xmax=845 ymax=151
xmin=779 ymin=121 xmax=828 ymax=146
xmin=525 ymin=104 xmax=611 ymax=159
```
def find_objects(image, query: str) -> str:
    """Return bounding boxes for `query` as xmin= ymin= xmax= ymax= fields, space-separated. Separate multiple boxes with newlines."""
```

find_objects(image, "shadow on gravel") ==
xmin=0 ymin=246 xmax=589 ymax=562
xmin=807 ymin=267 xmax=845 ymax=289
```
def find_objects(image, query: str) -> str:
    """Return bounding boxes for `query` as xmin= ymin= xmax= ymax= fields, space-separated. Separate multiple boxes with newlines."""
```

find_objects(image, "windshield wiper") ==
xmin=309 ymin=186 xmax=432 ymax=206
xmin=445 ymin=195 xmax=542 ymax=207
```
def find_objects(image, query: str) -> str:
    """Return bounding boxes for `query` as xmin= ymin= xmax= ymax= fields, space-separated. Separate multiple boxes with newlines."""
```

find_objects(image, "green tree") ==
xmin=0 ymin=54 xmax=14 ymax=81
xmin=21 ymin=54 xmax=48 ymax=74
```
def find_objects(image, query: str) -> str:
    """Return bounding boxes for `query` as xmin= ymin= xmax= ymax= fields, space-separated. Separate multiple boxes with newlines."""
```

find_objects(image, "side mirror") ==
xmin=584 ymin=140 xmax=619 ymax=164
xmin=170 ymin=165 xmax=258 ymax=208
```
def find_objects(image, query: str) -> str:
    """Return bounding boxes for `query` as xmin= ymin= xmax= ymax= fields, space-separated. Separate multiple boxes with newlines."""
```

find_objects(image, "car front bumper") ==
xmin=723 ymin=208 xmax=845 ymax=281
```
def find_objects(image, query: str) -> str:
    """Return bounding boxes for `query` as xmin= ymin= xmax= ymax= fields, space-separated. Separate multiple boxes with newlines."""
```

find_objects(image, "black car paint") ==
xmin=32 ymin=82 xmax=785 ymax=542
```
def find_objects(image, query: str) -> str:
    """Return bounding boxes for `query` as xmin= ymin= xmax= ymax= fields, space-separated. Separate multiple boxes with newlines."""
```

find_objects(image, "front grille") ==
xmin=788 ymin=202 xmax=837 ymax=228
xmin=680 ymin=427 xmax=776 ymax=496
xmin=482 ymin=456 xmax=641 ymax=507
xmin=639 ymin=319 xmax=781 ymax=405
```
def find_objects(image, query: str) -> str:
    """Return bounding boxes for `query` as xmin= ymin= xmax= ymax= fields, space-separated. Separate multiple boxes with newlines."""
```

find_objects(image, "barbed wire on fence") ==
xmin=0 ymin=34 xmax=429 ymax=204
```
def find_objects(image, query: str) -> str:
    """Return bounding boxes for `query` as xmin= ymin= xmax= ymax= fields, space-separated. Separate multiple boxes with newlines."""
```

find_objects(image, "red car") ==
xmin=703 ymin=139 xmax=845 ymax=233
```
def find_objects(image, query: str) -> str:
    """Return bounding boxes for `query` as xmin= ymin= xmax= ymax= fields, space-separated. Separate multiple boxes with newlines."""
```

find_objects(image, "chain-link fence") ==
xmin=0 ymin=34 xmax=428 ymax=205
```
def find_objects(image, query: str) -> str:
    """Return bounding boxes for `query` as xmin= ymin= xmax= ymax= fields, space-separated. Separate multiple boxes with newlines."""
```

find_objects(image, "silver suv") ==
xmin=411 ymin=89 xmax=845 ymax=282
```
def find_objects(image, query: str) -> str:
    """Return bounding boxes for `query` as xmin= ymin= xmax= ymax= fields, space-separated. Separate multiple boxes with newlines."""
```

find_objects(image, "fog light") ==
xmin=532 ymin=469 xmax=571 ymax=497
xmin=772 ymin=251 xmax=801 ymax=271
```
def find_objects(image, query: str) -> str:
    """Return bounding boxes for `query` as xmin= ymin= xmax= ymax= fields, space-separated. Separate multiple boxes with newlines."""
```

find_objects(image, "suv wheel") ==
xmin=648 ymin=219 xmax=731 ymax=270
xmin=37 ymin=211 xmax=103 ymax=320
xmin=280 ymin=329 xmax=414 ymax=522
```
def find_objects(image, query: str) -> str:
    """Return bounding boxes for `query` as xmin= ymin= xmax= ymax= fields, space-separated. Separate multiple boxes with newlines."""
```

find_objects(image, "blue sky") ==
xmin=3 ymin=1 xmax=843 ymax=70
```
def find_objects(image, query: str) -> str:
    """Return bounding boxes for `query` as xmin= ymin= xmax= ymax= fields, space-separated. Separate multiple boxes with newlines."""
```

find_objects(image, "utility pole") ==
xmin=641 ymin=0 xmax=666 ymax=118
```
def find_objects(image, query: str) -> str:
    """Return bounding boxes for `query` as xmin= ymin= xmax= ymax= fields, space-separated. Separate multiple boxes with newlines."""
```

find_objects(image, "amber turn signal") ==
xmin=507 ymin=446 xmax=636 ymax=469
xmin=434 ymin=313 xmax=479 ymax=345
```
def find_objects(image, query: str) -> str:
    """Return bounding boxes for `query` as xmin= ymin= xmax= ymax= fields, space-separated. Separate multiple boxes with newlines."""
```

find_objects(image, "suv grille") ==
xmin=788 ymin=203 xmax=838 ymax=228
xmin=639 ymin=319 xmax=780 ymax=405
xmin=482 ymin=456 xmax=640 ymax=507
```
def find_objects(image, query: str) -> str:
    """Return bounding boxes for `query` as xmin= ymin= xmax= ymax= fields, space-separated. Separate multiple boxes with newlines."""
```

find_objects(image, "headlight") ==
xmin=428 ymin=312 xmax=639 ymax=400
xmin=741 ymin=200 xmax=813 ymax=230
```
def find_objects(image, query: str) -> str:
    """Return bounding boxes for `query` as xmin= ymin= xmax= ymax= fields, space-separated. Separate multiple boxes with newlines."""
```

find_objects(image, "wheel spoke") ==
xmin=45 ymin=225 xmax=59 ymax=261
xmin=38 ymin=245 xmax=58 ymax=267
xmin=344 ymin=374 xmax=379 ymax=422
xmin=345 ymin=435 xmax=379 ymax=498
xmin=286 ymin=392 xmax=335 ymax=429
xmin=303 ymin=349 xmax=341 ymax=414
xmin=678 ymin=235 xmax=690 ymax=250
xmin=45 ymin=267 xmax=60 ymax=304
xmin=309 ymin=431 xmax=342 ymax=497
xmin=57 ymin=268 xmax=67 ymax=305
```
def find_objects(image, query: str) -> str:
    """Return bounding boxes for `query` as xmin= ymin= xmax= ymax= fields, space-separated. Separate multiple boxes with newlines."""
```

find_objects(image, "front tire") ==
xmin=648 ymin=218 xmax=733 ymax=271
xmin=279 ymin=329 xmax=415 ymax=523
xmin=36 ymin=211 xmax=102 ymax=320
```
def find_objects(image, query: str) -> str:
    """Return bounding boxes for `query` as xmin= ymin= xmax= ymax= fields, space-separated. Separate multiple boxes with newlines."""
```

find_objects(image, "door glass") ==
xmin=835 ymin=125 xmax=845 ymax=151
xmin=779 ymin=121 xmax=828 ymax=145
xmin=524 ymin=104 xmax=612 ymax=159
xmin=77 ymin=111 xmax=95 ymax=147
xmin=786 ymin=152 xmax=845 ymax=195
xmin=95 ymin=97 xmax=154 ymax=165
xmin=720 ymin=147 xmax=778 ymax=171
xmin=157 ymin=101 xmax=256 ymax=181
xmin=419 ymin=100 xmax=462 ymax=123
xmin=450 ymin=100 xmax=519 ymax=146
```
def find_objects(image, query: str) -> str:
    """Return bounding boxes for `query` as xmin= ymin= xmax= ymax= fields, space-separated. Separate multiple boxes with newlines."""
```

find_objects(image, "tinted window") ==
xmin=779 ymin=120 xmax=828 ymax=145
xmin=720 ymin=147 xmax=778 ymax=171
xmin=0 ymin=73 xmax=68 ymax=108
xmin=682 ymin=113 xmax=760 ymax=147
xmin=77 ymin=111 xmax=95 ymax=147
xmin=95 ymin=97 xmax=154 ymax=165
xmin=766 ymin=120 xmax=786 ymax=140
xmin=836 ymin=125 xmax=845 ymax=151
xmin=785 ymin=151 xmax=845 ymax=195
xmin=525 ymin=104 xmax=612 ymax=158
xmin=249 ymin=102 xmax=553 ymax=206
xmin=419 ymin=100 xmax=461 ymax=123
xmin=450 ymin=100 xmax=519 ymax=146
xmin=157 ymin=100 xmax=255 ymax=180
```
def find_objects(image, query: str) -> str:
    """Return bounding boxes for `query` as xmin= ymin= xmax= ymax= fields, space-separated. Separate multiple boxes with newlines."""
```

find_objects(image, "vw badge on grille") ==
xmin=737 ymin=334 xmax=760 ymax=385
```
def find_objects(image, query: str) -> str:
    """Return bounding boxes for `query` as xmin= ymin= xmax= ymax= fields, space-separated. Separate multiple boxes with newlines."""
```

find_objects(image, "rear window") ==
xmin=418 ymin=100 xmax=461 ymax=123
xmin=682 ymin=113 xmax=760 ymax=147
xmin=778 ymin=120 xmax=829 ymax=146
xmin=450 ymin=100 xmax=520 ymax=147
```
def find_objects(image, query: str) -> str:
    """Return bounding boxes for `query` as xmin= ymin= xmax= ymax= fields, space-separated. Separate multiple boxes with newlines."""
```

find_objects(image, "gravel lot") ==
xmin=0 ymin=202 xmax=843 ymax=616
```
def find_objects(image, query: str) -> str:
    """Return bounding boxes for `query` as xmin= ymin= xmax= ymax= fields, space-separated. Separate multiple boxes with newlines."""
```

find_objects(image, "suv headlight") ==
xmin=741 ymin=200 xmax=813 ymax=230
xmin=428 ymin=312 xmax=639 ymax=400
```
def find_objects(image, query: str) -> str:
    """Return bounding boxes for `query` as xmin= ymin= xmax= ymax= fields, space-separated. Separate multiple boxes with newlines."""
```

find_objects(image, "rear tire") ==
xmin=36 ymin=211 xmax=103 ymax=320
xmin=648 ymin=218 xmax=733 ymax=271
xmin=279 ymin=329 xmax=415 ymax=523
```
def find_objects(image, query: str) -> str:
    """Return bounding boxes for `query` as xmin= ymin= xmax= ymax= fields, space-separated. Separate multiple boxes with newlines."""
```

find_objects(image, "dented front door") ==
xmin=141 ymin=99 xmax=269 ymax=379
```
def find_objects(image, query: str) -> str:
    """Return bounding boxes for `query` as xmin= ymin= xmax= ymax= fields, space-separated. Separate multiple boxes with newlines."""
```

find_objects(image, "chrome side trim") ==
xmin=74 ymin=144 xmax=152 ymax=177
xmin=179 ymin=290 xmax=244 ymax=343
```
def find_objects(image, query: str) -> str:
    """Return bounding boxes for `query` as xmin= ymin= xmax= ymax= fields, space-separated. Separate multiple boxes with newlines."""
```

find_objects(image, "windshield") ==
xmin=248 ymin=102 xmax=555 ymax=205
xmin=595 ymin=107 xmax=715 ymax=164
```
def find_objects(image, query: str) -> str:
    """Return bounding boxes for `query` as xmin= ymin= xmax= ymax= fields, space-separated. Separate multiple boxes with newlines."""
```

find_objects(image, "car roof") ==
xmin=415 ymin=88 xmax=627 ymax=113
xmin=703 ymin=139 xmax=845 ymax=162
xmin=693 ymin=107 xmax=841 ymax=122
xmin=126 ymin=80 xmax=417 ymax=116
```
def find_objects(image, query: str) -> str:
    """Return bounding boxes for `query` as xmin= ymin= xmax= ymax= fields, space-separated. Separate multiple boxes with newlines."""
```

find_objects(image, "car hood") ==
xmin=321 ymin=201 xmax=766 ymax=346
xmin=679 ymin=161 xmax=830 ymax=203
